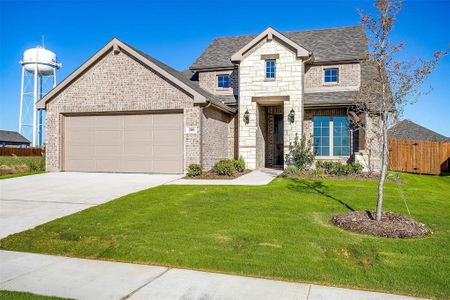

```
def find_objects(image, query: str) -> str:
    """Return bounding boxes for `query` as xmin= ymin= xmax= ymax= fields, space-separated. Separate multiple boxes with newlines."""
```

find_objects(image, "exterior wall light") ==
xmin=288 ymin=108 xmax=295 ymax=124
xmin=243 ymin=109 xmax=250 ymax=125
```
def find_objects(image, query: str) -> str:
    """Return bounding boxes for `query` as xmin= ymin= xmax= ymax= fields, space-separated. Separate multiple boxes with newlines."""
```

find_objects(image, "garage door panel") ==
xmin=94 ymin=116 xmax=124 ymax=128
xmin=94 ymin=130 xmax=123 ymax=145
xmin=153 ymin=145 xmax=182 ymax=158
xmin=95 ymin=159 xmax=120 ymax=172
xmin=65 ymin=159 xmax=96 ymax=172
xmin=64 ymin=113 xmax=183 ymax=174
xmin=120 ymin=160 xmax=152 ymax=173
xmin=153 ymin=130 xmax=182 ymax=145
xmin=153 ymin=160 xmax=182 ymax=174
xmin=123 ymin=130 xmax=153 ymax=143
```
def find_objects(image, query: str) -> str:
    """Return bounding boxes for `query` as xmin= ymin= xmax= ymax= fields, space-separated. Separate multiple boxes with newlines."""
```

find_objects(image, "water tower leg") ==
xmin=32 ymin=63 xmax=38 ymax=147
xmin=18 ymin=67 xmax=25 ymax=134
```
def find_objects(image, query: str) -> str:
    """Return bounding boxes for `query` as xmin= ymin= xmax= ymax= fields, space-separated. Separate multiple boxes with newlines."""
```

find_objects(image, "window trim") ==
xmin=265 ymin=59 xmax=276 ymax=80
xmin=313 ymin=116 xmax=351 ymax=158
xmin=322 ymin=66 xmax=340 ymax=85
xmin=216 ymin=74 xmax=230 ymax=89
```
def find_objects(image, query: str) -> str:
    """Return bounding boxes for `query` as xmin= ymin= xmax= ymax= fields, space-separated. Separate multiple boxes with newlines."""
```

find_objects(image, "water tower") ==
xmin=19 ymin=45 xmax=61 ymax=147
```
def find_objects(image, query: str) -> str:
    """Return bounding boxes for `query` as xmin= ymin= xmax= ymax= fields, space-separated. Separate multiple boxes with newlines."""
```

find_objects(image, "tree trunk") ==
xmin=376 ymin=116 xmax=389 ymax=221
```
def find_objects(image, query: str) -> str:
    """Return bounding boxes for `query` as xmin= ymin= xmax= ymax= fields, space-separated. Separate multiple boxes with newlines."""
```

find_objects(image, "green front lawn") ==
xmin=1 ymin=173 xmax=449 ymax=298
xmin=0 ymin=290 xmax=69 ymax=300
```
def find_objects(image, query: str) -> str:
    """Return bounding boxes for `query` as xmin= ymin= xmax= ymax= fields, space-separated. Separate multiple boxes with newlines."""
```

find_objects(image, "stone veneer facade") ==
xmin=45 ymin=49 xmax=233 ymax=172
xmin=238 ymin=38 xmax=304 ymax=169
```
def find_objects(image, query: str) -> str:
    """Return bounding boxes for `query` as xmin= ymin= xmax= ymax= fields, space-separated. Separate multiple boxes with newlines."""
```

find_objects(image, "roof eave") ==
xmin=36 ymin=38 xmax=207 ymax=109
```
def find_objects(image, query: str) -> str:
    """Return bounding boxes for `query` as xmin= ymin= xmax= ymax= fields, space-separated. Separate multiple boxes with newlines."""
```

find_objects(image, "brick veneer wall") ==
xmin=198 ymin=69 xmax=239 ymax=96
xmin=304 ymin=63 xmax=360 ymax=93
xmin=201 ymin=106 xmax=234 ymax=170
xmin=45 ymin=49 xmax=202 ymax=172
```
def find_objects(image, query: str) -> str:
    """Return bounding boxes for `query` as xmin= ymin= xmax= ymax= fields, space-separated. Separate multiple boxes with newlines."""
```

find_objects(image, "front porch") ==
xmin=256 ymin=104 xmax=285 ymax=168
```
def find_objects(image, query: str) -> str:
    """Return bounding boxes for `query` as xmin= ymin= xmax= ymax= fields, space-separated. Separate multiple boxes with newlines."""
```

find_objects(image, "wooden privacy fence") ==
xmin=389 ymin=139 xmax=450 ymax=175
xmin=0 ymin=147 xmax=44 ymax=157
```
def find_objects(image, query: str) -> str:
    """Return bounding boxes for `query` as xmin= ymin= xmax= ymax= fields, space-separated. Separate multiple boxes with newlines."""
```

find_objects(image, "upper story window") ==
xmin=313 ymin=116 xmax=350 ymax=157
xmin=217 ymin=74 xmax=230 ymax=88
xmin=324 ymin=68 xmax=339 ymax=83
xmin=265 ymin=60 xmax=276 ymax=79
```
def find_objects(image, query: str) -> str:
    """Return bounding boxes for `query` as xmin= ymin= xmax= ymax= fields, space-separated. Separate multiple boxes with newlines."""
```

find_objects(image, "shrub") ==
xmin=281 ymin=166 xmax=302 ymax=177
xmin=315 ymin=161 xmax=363 ymax=176
xmin=285 ymin=134 xmax=314 ymax=170
xmin=233 ymin=156 xmax=246 ymax=173
xmin=347 ymin=162 xmax=364 ymax=174
xmin=213 ymin=159 xmax=236 ymax=176
xmin=25 ymin=156 xmax=45 ymax=172
xmin=187 ymin=164 xmax=202 ymax=177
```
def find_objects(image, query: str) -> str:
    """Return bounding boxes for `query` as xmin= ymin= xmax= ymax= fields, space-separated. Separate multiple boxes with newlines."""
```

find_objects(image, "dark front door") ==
xmin=273 ymin=115 xmax=284 ymax=166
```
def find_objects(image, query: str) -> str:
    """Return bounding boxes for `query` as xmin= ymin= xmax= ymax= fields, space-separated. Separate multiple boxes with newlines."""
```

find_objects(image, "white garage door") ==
xmin=63 ymin=113 xmax=183 ymax=174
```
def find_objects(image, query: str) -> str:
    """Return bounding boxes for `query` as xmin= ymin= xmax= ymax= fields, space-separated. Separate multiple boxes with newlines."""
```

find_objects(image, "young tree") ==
xmin=354 ymin=0 xmax=447 ymax=221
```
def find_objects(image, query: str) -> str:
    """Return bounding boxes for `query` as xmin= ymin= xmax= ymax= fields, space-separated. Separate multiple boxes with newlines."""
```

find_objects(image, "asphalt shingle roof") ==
xmin=190 ymin=26 xmax=366 ymax=70
xmin=0 ymin=130 xmax=30 ymax=144
xmin=388 ymin=120 xmax=450 ymax=142
xmin=304 ymin=91 xmax=356 ymax=106
xmin=122 ymin=41 xmax=236 ymax=114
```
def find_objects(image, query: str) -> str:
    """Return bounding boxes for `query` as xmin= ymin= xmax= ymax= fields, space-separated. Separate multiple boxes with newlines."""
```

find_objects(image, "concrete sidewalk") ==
xmin=168 ymin=168 xmax=283 ymax=186
xmin=0 ymin=250 xmax=422 ymax=300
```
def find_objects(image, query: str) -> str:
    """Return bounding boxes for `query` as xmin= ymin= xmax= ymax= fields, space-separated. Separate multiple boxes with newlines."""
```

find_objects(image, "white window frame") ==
xmin=265 ymin=59 xmax=276 ymax=80
xmin=313 ymin=116 xmax=351 ymax=159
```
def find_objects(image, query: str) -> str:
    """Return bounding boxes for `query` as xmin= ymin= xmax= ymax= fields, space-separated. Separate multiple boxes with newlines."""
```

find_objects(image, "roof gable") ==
xmin=230 ymin=27 xmax=312 ymax=62
xmin=36 ymin=38 xmax=208 ymax=109
xmin=190 ymin=25 xmax=366 ymax=70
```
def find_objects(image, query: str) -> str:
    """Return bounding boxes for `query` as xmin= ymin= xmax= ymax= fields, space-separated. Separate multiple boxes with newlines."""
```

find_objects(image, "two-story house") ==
xmin=37 ymin=26 xmax=381 ymax=174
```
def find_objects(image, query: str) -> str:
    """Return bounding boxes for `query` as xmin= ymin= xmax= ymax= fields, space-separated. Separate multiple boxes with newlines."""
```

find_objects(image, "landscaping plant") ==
xmin=285 ymin=134 xmax=314 ymax=170
xmin=187 ymin=164 xmax=203 ymax=177
xmin=354 ymin=0 xmax=447 ymax=221
xmin=233 ymin=156 xmax=246 ymax=173
xmin=213 ymin=159 xmax=236 ymax=176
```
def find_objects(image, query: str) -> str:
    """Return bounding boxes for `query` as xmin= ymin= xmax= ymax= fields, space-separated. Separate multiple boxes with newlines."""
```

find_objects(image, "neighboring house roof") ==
xmin=304 ymin=91 xmax=356 ymax=107
xmin=0 ymin=130 xmax=30 ymax=144
xmin=190 ymin=25 xmax=366 ymax=70
xmin=388 ymin=120 xmax=450 ymax=142
xmin=36 ymin=38 xmax=236 ymax=114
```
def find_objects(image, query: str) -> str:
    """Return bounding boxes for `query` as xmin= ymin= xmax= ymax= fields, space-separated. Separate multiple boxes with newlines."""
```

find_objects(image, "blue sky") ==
xmin=1 ymin=0 xmax=449 ymax=138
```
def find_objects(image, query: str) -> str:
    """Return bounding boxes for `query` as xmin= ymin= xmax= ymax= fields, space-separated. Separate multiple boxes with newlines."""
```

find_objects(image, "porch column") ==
xmin=239 ymin=100 xmax=257 ymax=169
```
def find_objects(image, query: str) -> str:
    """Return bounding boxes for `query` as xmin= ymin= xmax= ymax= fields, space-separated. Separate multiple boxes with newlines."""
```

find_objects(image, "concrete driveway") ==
xmin=0 ymin=172 xmax=181 ymax=238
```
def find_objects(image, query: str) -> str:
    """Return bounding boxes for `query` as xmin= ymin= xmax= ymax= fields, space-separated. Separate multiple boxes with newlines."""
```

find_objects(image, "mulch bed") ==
xmin=332 ymin=211 xmax=431 ymax=238
xmin=183 ymin=169 xmax=251 ymax=180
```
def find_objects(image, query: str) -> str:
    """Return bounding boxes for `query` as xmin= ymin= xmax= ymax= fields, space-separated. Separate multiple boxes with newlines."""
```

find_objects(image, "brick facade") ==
xmin=304 ymin=63 xmax=360 ymax=93
xmin=46 ymin=50 xmax=204 ymax=172
xmin=198 ymin=69 xmax=239 ymax=96
xmin=201 ymin=106 xmax=235 ymax=170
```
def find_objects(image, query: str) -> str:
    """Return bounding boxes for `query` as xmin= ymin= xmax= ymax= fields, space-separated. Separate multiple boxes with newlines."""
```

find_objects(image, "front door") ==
xmin=273 ymin=115 xmax=284 ymax=166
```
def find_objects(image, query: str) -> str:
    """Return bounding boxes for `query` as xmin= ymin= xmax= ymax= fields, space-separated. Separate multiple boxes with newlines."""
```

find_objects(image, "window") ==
xmin=324 ymin=68 xmax=339 ymax=83
xmin=217 ymin=75 xmax=230 ymax=88
xmin=313 ymin=116 xmax=350 ymax=157
xmin=333 ymin=116 xmax=350 ymax=156
xmin=265 ymin=60 xmax=276 ymax=79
